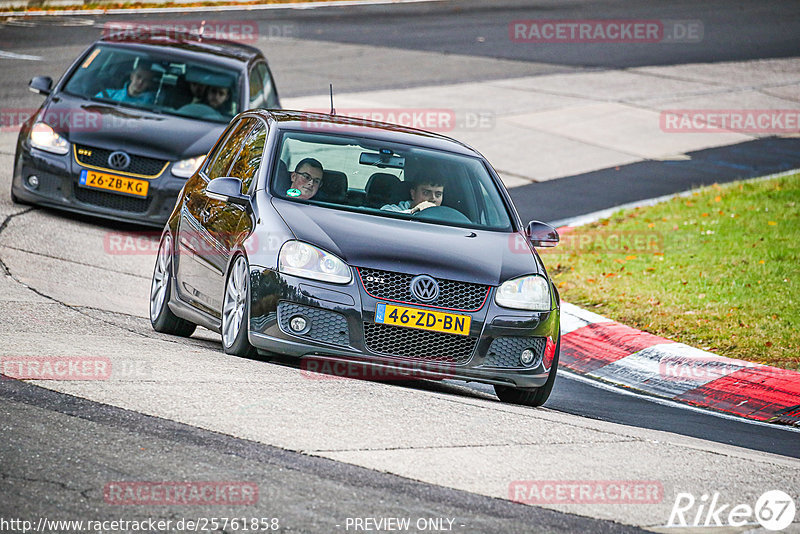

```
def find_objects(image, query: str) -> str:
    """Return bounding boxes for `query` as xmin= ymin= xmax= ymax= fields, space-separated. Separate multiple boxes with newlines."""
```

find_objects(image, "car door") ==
xmin=175 ymin=118 xmax=255 ymax=314
xmin=194 ymin=117 xmax=266 ymax=314
xmin=173 ymin=170 xmax=213 ymax=311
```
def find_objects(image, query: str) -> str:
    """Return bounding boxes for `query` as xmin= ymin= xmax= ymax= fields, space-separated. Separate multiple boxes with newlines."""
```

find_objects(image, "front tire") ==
xmin=221 ymin=254 xmax=256 ymax=357
xmin=150 ymin=233 xmax=196 ymax=337
xmin=494 ymin=335 xmax=560 ymax=407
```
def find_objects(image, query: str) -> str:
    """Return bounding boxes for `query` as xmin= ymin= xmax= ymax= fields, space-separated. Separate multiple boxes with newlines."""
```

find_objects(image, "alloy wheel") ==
xmin=222 ymin=256 xmax=249 ymax=348
xmin=150 ymin=234 xmax=172 ymax=322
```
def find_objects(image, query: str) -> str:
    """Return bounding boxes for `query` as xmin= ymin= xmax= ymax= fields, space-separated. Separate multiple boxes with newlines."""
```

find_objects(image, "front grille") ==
xmin=278 ymin=302 xmax=349 ymax=346
xmin=483 ymin=336 xmax=546 ymax=369
xmin=75 ymin=145 xmax=167 ymax=177
xmin=363 ymin=322 xmax=477 ymax=365
xmin=358 ymin=268 xmax=489 ymax=311
xmin=74 ymin=184 xmax=151 ymax=213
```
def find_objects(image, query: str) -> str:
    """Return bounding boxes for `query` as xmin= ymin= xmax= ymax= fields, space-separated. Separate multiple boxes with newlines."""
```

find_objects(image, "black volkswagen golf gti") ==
xmin=150 ymin=110 xmax=562 ymax=407
xmin=11 ymin=33 xmax=280 ymax=227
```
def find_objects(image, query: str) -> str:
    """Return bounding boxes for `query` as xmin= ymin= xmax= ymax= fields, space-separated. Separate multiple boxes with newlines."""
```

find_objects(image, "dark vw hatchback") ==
xmin=11 ymin=33 xmax=280 ymax=227
xmin=150 ymin=110 xmax=562 ymax=406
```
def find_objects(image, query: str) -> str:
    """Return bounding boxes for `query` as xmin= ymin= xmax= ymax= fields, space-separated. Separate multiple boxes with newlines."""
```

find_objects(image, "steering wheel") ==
xmin=411 ymin=205 xmax=471 ymax=224
xmin=176 ymin=102 xmax=225 ymax=120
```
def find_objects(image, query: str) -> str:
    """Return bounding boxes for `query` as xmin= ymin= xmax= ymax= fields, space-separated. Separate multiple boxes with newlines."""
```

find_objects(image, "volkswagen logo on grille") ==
xmin=108 ymin=151 xmax=131 ymax=170
xmin=410 ymin=274 xmax=439 ymax=303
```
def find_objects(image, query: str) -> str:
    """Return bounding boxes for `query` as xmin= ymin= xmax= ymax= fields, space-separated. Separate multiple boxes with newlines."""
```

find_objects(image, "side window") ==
xmin=228 ymin=121 xmax=267 ymax=194
xmin=476 ymin=179 xmax=503 ymax=227
xmin=248 ymin=62 xmax=279 ymax=109
xmin=204 ymin=118 xmax=256 ymax=179
xmin=263 ymin=66 xmax=279 ymax=108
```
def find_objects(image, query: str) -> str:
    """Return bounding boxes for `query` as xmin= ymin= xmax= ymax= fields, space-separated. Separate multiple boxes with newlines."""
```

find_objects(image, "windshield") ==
xmin=272 ymin=130 xmax=513 ymax=231
xmin=62 ymin=44 xmax=241 ymax=123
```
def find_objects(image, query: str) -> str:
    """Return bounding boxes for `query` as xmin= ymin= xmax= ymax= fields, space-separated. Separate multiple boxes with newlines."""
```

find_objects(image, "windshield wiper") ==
xmin=87 ymin=95 xmax=165 ymax=115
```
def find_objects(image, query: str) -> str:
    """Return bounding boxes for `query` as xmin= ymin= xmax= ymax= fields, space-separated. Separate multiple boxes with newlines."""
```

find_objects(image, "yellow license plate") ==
xmin=79 ymin=169 xmax=149 ymax=197
xmin=375 ymin=303 xmax=471 ymax=336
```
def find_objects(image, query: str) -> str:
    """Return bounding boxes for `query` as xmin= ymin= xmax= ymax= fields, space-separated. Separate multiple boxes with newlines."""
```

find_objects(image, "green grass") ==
xmin=541 ymin=173 xmax=800 ymax=368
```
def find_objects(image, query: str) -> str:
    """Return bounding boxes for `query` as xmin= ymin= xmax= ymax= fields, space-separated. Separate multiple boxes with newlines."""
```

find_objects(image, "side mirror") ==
xmin=527 ymin=220 xmax=559 ymax=248
xmin=206 ymin=177 xmax=250 ymax=207
xmin=29 ymin=76 xmax=53 ymax=96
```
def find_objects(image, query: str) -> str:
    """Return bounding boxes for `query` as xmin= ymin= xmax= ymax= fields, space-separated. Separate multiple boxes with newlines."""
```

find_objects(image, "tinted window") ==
xmin=272 ymin=131 xmax=512 ymax=231
xmin=228 ymin=121 xmax=267 ymax=193
xmin=62 ymin=44 xmax=241 ymax=122
xmin=205 ymin=118 xmax=256 ymax=179
xmin=248 ymin=62 xmax=279 ymax=109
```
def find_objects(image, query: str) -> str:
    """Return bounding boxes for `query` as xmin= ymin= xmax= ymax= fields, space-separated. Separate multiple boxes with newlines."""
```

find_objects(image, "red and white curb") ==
xmin=559 ymin=301 xmax=800 ymax=427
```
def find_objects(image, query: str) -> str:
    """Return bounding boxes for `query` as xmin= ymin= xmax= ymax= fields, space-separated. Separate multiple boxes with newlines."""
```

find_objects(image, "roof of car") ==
xmin=254 ymin=110 xmax=483 ymax=157
xmin=97 ymin=32 xmax=263 ymax=63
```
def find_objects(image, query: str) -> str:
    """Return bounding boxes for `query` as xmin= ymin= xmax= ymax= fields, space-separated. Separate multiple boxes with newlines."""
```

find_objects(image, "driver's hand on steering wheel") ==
xmin=410 ymin=201 xmax=437 ymax=214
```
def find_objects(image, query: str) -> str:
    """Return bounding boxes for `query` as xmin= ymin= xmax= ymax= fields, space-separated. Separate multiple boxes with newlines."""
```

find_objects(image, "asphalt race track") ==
xmin=1 ymin=1 xmax=799 ymax=532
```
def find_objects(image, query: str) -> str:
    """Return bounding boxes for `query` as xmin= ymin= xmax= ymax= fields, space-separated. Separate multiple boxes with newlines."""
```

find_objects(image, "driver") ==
xmin=288 ymin=158 xmax=324 ymax=200
xmin=381 ymin=178 xmax=444 ymax=214
xmin=96 ymin=64 xmax=155 ymax=105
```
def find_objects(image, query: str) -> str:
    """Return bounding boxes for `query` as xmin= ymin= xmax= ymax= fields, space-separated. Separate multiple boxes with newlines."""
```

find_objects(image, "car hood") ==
xmin=272 ymin=200 xmax=544 ymax=287
xmin=43 ymin=93 xmax=225 ymax=160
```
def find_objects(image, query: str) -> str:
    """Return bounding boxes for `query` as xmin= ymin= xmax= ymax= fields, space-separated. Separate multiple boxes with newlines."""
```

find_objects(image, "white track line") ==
xmin=0 ymin=50 xmax=43 ymax=61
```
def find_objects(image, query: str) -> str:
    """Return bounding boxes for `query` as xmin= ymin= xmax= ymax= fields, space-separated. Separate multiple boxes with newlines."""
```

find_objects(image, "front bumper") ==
xmin=247 ymin=267 xmax=560 ymax=389
xmin=11 ymin=145 xmax=185 ymax=227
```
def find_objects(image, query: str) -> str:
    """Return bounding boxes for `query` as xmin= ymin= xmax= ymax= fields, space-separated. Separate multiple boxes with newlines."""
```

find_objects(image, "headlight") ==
xmin=171 ymin=155 xmax=206 ymax=178
xmin=278 ymin=241 xmax=352 ymax=284
xmin=495 ymin=275 xmax=551 ymax=311
xmin=30 ymin=122 xmax=69 ymax=155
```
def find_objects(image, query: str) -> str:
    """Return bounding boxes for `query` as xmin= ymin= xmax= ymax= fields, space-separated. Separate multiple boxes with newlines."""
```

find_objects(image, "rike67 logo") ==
xmin=668 ymin=490 xmax=796 ymax=531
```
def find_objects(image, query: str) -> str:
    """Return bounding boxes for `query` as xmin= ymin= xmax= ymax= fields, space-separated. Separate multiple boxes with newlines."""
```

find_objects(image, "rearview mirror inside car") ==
xmin=359 ymin=151 xmax=405 ymax=169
